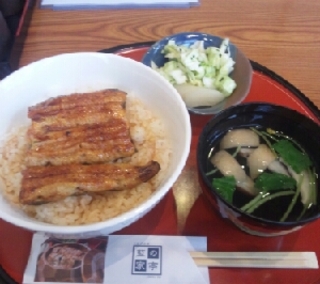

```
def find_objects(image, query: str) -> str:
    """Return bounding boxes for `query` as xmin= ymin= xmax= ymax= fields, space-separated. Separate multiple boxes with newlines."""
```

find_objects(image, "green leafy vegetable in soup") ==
xmin=273 ymin=139 xmax=312 ymax=174
xmin=254 ymin=173 xmax=297 ymax=192
xmin=212 ymin=176 xmax=236 ymax=203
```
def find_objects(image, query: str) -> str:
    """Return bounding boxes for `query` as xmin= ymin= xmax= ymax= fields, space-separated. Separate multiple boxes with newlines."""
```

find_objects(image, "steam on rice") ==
xmin=0 ymin=94 xmax=172 ymax=225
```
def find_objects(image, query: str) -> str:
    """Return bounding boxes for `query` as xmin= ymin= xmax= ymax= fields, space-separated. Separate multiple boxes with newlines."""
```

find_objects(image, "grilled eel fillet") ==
xmin=26 ymin=89 xmax=135 ymax=166
xmin=20 ymin=161 xmax=161 ymax=205
xmin=28 ymin=89 xmax=126 ymax=124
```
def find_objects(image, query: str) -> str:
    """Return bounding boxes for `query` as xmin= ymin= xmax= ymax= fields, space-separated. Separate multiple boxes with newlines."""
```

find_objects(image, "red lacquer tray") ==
xmin=1 ymin=43 xmax=320 ymax=284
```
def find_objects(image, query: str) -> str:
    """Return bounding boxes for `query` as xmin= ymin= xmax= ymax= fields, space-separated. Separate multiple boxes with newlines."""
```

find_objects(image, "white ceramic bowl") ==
xmin=0 ymin=52 xmax=191 ymax=238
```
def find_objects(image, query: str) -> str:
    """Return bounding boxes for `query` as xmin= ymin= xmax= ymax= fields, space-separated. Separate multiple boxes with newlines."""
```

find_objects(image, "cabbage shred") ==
xmin=152 ymin=39 xmax=237 ymax=97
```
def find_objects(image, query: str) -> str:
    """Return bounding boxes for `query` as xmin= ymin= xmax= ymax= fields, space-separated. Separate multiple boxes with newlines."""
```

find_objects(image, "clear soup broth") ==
xmin=206 ymin=127 xmax=318 ymax=223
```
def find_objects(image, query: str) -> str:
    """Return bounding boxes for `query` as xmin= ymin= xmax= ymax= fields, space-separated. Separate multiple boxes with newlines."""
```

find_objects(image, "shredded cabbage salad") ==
xmin=151 ymin=39 xmax=237 ymax=98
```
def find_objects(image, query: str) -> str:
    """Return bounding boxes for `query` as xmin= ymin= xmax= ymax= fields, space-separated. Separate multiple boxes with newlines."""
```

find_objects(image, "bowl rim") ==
xmin=141 ymin=31 xmax=253 ymax=115
xmin=142 ymin=31 xmax=233 ymax=64
xmin=0 ymin=52 xmax=192 ymax=235
xmin=197 ymin=102 xmax=320 ymax=227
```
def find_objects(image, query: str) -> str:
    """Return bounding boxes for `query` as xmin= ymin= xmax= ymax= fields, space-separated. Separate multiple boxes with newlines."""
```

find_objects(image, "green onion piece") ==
xmin=232 ymin=145 xmax=241 ymax=158
xmin=262 ymin=130 xmax=279 ymax=142
xmin=305 ymin=168 xmax=317 ymax=206
xmin=297 ymin=205 xmax=309 ymax=221
xmin=245 ymin=190 xmax=295 ymax=214
xmin=250 ymin=127 xmax=277 ymax=156
xmin=206 ymin=168 xmax=218 ymax=176
xmin=241 ymin=193 xmax=263 ymax=212
xmin=280 ymin=174 xmax=304 ymax=222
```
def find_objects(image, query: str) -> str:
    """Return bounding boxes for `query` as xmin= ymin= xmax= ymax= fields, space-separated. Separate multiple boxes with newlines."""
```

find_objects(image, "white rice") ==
xmin=0 ymin=95 xmax=172 ymax=225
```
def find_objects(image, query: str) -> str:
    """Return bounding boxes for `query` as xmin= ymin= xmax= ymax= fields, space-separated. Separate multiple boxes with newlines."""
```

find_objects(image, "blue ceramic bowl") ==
xmin=197 ymin=103 xmax=320 ymax=236
xmin=142 ymin=32 xmax=253 ymax=115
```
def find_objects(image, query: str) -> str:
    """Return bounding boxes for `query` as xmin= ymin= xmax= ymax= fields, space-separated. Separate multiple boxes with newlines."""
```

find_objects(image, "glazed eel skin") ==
xmin=26 ymin=89 xmax=135 ymax=166
xmin=20 ymin=89 xmax=161 ymax=205
xmin=20 ymin=161 xmax=160 ymax=205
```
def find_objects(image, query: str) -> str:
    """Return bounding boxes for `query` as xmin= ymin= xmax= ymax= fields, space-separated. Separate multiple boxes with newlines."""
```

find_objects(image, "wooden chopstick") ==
xmin=190 ymin=251 xmax=318 ymax=269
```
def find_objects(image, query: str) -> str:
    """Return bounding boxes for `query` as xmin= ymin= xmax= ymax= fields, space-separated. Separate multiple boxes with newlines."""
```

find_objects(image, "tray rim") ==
xmin=1 ymin=42 xmax=320 ymax=284
xmin=0 ymin=264 xmax=17 ymax=284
